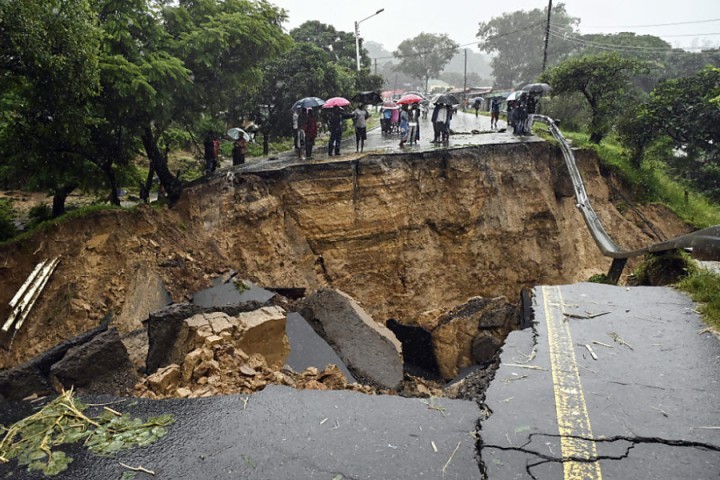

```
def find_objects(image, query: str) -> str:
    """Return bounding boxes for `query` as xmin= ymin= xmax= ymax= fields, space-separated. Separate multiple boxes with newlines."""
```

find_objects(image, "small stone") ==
xmin=176 ymin=387 xmax=192 ymax=398
xmin=146 ymin=364 xmax=181 ymax=394
xmin=239 ymin=365 xmax=257 ymax=376
xmin=204 ymin=335 xmax=223 ymax=348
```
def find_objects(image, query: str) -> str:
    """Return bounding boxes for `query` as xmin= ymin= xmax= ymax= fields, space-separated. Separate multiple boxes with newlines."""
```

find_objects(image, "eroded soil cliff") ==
xmin=0 ymin=143 xmax=690 ymax=369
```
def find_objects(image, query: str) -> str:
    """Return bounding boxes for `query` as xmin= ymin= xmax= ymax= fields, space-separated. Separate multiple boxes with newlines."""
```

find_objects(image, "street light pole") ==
xmin=354 ymin=8 xmax=384 ymax=72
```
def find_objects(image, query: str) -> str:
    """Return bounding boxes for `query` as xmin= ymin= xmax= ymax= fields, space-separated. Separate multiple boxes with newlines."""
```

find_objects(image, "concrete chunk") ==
xmin=235 ymin=306 xmax=289 ymax=369
xmin=299 ymin=289 xmax=403 ymax=390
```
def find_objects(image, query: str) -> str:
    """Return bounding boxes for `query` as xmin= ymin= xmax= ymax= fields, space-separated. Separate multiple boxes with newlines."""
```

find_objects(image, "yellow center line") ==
xmin=542 ymin=285 xmax=603 ymax=480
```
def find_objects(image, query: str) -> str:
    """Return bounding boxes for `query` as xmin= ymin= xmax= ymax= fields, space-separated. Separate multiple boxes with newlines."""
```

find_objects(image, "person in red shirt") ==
xmin=303 ymin=108 xmax=318 ymax=160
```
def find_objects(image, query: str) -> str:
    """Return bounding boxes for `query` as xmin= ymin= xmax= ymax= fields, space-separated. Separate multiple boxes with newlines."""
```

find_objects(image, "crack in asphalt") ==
xmin=482 ymin=432 xmax=720 ymax=480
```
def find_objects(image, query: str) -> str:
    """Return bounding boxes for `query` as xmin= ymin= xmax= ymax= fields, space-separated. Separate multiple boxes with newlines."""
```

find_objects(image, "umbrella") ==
xmin=396 ymin=94 xmax=424 ymax=105
xmin=432 ymin=93 xmax=460 ymax=105
xmin=471 ymin=97 xmax=484 ymax=105
xmin=352 ymin=91 xmax=383 ymax=105
xmin=226 ymin=128 xmax=251 ymax=141
xmin=521 ymin=83 xmax=552 ymax=95
xmin=291 ymin=97 xmax=325 ymax=111
xmin=322 ymin=96 xmax=351 ymax=108
xmin=382 ymin=101 xmax=399 ymax=110
xmin=505 ymin=91 xmax=525 ymax=102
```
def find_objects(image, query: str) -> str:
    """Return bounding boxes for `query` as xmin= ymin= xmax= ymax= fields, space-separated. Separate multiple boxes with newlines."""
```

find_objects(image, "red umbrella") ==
xmin=396 ymin=94 xmax=424 ymax=105
xmin=322 ymin=96 xmax=351 ymax=108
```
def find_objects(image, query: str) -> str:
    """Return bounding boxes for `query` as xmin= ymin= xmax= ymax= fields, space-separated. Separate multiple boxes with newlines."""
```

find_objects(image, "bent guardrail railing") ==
xmin=532 ymin=114 xmax=720 ymax=283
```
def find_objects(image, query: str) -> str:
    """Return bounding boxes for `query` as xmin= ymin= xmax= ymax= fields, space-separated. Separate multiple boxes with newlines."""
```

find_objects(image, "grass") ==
xmin=677 ymin=269 xmax=720 ymax=331
xmin=534 ymin=124 xmax=720 ymax=229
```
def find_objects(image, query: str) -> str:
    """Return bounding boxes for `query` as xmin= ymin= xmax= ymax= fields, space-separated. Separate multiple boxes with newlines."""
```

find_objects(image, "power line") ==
xmin=580 ymin=18 xmax=720 ymax=29
xmin=372 ymin=20 xmax=545 ymax=61
xmin=548 ymin=28 xmax=715 ymax=52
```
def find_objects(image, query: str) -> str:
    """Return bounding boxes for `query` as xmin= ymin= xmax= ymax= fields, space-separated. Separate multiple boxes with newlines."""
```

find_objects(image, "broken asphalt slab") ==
xmin=480 ymin=283 xmax=720 ymax=479
xmin=0 ymin=385 xmax=480 ymax=479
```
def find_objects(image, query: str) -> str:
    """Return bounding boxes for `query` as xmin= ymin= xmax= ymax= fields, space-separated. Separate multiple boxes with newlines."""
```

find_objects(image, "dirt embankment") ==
xmin=0 ymin=143 xmax=690 ymax=369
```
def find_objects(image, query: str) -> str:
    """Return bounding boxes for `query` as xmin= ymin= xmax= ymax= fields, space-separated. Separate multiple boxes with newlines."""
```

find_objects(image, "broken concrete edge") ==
xmin=473 ymin=307 xmax=541 ymax=478
xmin=144 ymin=300 xmax=274 ymax=374
xmin=298 ymin=289 xmax=404 ymax=391
xmin=0 ymin=319 xmax=130 ymax=401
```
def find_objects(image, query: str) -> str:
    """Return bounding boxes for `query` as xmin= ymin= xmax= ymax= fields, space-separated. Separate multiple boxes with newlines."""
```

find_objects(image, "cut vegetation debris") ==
xmin=0 ymin=389 xmax=174 ymax=476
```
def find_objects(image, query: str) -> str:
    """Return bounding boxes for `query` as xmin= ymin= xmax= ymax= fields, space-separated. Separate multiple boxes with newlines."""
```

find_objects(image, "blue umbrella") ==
xmin=292 ymin=97 xmax=325 ymax=111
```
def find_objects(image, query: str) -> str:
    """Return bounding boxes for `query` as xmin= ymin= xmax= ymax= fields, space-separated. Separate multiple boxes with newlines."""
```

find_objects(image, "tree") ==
xmin=635 ymin=66 xmax=720 ymax=199
xmin=542 ymin=52 xmax=650 ymax=143
xmin=393 ymin=33 xmax=459 ymax=93
xmin=256 ymin=42 xmax=356 ymax=140
xmin=0 ymin=0 xmax=102 ymax=216
xmin=477 ymin=3 xmax=578 ymax=88
xmin=291 ymin=21 xmax=365 ymax=71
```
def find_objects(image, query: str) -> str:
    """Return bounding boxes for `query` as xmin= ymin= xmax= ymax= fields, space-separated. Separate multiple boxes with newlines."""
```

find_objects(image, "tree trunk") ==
xmin=140 ymin=165 xmax=155 ymax=203
xmin=52 ymin=184 xmax=77 ymax=217
xmin=101 ymin=161 xmax=121 ymax=206
xmin=141 ymin=126 xmax=182 ymax=204
xmin=263 ymin=132 xmax=269 ymax=155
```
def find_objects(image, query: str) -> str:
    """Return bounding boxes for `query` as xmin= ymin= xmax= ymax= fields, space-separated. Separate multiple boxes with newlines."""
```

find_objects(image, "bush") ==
xmin=0 ymin=199 xmax=18 ymax=241
xmin=633 ymin=250 xmax=697 ymax=286
xmin=28 ymin=203 xmax=52 ymax=225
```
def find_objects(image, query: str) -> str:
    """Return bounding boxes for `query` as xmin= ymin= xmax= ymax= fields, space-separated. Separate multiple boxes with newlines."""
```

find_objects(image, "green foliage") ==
xmin=633 ymin=251 xmax=698 ymax=286
xmin=542 ymin=53 xmax=651 ymax=143
xmin=0 ymin=390 xmax=174 ymax=476
xmin=393 ymin=33 xmax=460 ymax=93
xmin=588 ymin=273 xmax=612 ymax=284
xmin=291 ymin=21 xmax=361 ymax=71
xmin=677 ymin=269 xmax=720 ymax=331
xmin=636 ymin=66 xmax=720 ymax=201
xmin=28 ymin=203 xmax=52 ymax=226
xmin=539 ymin=93 xmax=591 ymax=133
xmin=0 ymin=199 xmax=18 ymax=242
xmin=477 ymin=3 xmax=579 ymax=88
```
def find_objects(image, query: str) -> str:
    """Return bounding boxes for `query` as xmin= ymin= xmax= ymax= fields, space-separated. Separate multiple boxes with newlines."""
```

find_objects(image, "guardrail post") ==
xmin=607 ymin=258 xmax=628 ymax=285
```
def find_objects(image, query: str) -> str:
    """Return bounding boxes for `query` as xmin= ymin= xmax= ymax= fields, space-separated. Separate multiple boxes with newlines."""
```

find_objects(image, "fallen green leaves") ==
xmin=0 ymin=389 xmax=174 ymax=476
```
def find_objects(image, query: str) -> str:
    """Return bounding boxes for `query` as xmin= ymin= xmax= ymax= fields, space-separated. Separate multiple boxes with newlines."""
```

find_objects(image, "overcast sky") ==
xmin=270 ymin=0 xmax=720 ymax=54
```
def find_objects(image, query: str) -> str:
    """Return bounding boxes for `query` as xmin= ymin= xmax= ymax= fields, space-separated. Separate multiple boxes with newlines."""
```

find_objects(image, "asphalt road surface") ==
xmin=481 ymin=283 xmax=720 ymax=479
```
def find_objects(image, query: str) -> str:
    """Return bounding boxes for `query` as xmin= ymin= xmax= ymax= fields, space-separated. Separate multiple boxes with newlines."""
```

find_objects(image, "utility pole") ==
xmin=374 ymin=58 xmax=377 ymax=75
xmin=463 ymin=49 xmax=468 ymax=111
xmin=542 ymin=0 xmax=553 ymax=72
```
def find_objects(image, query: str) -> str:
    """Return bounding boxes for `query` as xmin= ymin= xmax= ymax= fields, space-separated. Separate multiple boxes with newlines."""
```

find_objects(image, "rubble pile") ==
xmin=135 ymin=306 xmax=377 ymax=399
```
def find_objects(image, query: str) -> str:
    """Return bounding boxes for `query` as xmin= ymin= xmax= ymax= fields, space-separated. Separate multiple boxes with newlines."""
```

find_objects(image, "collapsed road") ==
xmin=1 ymin=111 xmax=718 ymax=479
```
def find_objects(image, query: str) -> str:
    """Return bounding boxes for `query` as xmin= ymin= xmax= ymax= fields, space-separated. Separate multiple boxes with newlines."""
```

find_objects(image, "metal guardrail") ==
xmin=532 ymin=114 xmax=720 ymax=281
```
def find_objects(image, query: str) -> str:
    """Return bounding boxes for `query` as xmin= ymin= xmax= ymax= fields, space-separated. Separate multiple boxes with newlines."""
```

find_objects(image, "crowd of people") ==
xmin=207 ymin=89 xmax=542 ymax=174
xmin=506 ymin=92 xmax=537 ymax=136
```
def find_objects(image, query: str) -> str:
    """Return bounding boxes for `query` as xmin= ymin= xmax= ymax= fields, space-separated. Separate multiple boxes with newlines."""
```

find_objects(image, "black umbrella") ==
xmin=432 ymin=93 xmax=460 ymax=105
xmin=351 ymin=91 xmax=383 ymax=105
xmin=521 ymin=83 xmax=552 ymax=95
xmin=291 ymin=97 xmax=325 ymax=111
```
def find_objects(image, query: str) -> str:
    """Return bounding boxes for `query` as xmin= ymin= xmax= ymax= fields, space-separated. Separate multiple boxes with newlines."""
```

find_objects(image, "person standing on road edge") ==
xmin=326 ymin=106 xmax=353 ymax=156
xmin=398 ymin=104 xmax=410 ymax=147
xmin=431 ymin=103 xmax=447 ymax=143
xmin=304 ymin=108 xmax=318 ymax=160
xmin=490 ymin=98 xmax=500 ymax=129
xmin=296 ymin=108 xmax=307 ymax=160
xmin=212 ymin=135 xmax=220 ymax=171
xmin=408 ymin=104 xmax=420 ymax=145
xmin=204 ymin=131 xmax=216 ymax=174
xmin=232 ymin=135 xmax=247 ymax=165
xmin=443 ymin=104 xmax=453 ymax=143
xmin=352 ymin=104 xmax=370 ymax=152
